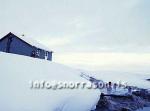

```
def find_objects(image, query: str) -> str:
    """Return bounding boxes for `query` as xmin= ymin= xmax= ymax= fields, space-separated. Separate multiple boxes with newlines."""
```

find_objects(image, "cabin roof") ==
xmin=0 ymin=32 xmax=53 ymax=52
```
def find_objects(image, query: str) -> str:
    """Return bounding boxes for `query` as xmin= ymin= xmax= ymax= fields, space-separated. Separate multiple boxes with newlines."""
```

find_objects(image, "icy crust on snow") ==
xmin=0 ymin=52 xmax=99 ymax=111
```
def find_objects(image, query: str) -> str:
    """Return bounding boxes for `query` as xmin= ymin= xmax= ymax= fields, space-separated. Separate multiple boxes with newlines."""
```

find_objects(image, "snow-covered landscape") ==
xmin=87 ymin=71 xmax=150 ymax=90
xmin=0 ymin=0 xmax=150 ymax=111
xmin=0 ymin=52 xmax=150 ymax=111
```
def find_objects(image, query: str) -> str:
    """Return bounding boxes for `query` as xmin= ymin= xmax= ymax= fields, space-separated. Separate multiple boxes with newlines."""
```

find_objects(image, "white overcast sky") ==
xmin=0 ymin=0 xmax=150 ymax=72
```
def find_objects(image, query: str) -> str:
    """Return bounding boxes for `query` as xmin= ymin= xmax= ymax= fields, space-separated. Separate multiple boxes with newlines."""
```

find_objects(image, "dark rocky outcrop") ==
xmin=94 ymin=90 xmax=150 ymax=111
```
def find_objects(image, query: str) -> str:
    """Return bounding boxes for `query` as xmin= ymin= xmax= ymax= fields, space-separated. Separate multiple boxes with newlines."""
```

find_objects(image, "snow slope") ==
xmin=86 ymin=71 xmax=150 ymax=89
xmin=0 ymin=52 xmax=99 ymax=111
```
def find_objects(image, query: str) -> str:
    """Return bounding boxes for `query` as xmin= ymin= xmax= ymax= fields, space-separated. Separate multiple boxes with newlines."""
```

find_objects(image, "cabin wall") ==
xmin=47 ymin=52 xmax=52 ymax=61
xmin=38 ymin=50 xmax=52 ymax=61
xmin=38 ymin=49 xmax=45 ymax=59
xmin=9 ymin=37 xmax=35 ymax=56
xmin=0 ymin=37 xmax=8 ymax=52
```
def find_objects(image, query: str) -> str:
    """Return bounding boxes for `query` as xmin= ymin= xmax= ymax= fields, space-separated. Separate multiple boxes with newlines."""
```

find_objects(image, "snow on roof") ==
xmin=2 ymin=32 xmax=52 ymax=52
xmin=18 ymin=34 xmax=52 ymax=52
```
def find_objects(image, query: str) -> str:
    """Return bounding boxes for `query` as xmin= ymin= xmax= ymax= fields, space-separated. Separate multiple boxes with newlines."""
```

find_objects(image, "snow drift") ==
xmin=0 ymin=52 xmax=99 ymax=111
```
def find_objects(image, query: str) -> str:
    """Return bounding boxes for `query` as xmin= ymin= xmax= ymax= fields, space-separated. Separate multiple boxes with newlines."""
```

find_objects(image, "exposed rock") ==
xmin=94 ymin=90 xmax=150 ymax=111
xmin=146 ymin=79 xmax=150 ymax=81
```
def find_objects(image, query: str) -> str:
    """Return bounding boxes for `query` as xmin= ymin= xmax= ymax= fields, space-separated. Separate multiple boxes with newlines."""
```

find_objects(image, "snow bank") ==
xmin=0 ymin=52 xmax=99 ymax=111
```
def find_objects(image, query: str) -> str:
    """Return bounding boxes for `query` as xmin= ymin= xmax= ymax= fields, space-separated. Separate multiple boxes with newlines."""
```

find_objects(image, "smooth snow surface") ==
xmin=0 ymin=52 xmax=99 ymax=111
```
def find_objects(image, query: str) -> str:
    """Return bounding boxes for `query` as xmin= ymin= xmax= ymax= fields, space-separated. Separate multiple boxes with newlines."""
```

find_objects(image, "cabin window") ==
xmin=31 ymin=51 xmax=36 ymax=57
xmin=46 ymin=52 xmax=49 ymax=56
xmin=36 ymin=49 xmax=40 ymax=57
xmin=45 ymin=51 xmax=49 ymax=60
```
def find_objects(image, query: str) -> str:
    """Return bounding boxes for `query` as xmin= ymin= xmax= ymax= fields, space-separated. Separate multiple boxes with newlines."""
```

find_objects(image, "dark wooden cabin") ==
xmin=0 ymin=32 xmax=53 ymax=61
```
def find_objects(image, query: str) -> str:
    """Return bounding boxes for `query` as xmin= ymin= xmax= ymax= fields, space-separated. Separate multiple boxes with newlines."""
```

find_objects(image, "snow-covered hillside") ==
xmin=86 ymin=71 xmax=150 ymax=89
xmin=0 ymin=52 xmax=99 ymax=111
